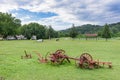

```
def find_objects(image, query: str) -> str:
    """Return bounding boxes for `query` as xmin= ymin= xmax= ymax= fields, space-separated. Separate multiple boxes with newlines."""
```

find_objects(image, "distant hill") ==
xmin=59 ymin=22 xmax=120 ymax=35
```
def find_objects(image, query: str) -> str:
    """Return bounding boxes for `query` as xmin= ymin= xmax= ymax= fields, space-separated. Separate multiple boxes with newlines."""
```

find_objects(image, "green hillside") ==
xmin=59 ymin=22 xmax=120 ymax=37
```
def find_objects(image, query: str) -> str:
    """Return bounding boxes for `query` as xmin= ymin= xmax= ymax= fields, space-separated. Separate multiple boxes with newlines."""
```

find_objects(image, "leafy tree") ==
xmin=69 ymin=24 xmax=78 ymax=39
xmin=59 ymin=31 xmax=69 ymax=37
xmin=54 ymin=31 xmax=59 ymax=38
xmin=117 ymin=32 xmax=120 ymax=37
xmin=0 ymin=12 xmax=21 ymax=38
xmin=102 ymin=24 xmax=111 ymax=41
xmin=20 ymin=24 xmax=32 ymax=39
xmin=111 ymin=27 xmax=119 ymax=34
xmin=20 ymin=23 xmax=46 ymax=39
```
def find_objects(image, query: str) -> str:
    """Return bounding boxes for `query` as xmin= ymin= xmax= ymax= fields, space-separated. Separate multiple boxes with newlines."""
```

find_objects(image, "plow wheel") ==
xmin=80 ymin=53 xmax=93 ymax=61
xmin=55 ymin=49 xmax=70 ymax=64
xmin=55 ymin=49 xmax=65 ymax=54
xmin=76 ymin=53 xmax=93 ymax=68
xmin=82 ymin=61 xmax=89 ymax=69
xmin=53 ymin=49 xmax=66 ymax=64
xmin=46 ymin=49 xmax=66 ymax=64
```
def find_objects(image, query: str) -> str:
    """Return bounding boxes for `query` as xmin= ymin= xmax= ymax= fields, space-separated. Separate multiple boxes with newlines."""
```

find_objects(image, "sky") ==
xmin=0 ymin=0 xmax=120 ymax=30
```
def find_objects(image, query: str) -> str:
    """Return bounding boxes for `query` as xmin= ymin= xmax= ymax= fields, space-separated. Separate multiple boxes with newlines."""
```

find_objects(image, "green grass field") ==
xmin=0 ymin=38 xmax=120 ymax=80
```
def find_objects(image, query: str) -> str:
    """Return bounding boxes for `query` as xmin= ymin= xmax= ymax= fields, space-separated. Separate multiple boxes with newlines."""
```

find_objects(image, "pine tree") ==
xmin=102 ymin=24 xmax=111 ymax=41
xmin=47 ymin=25 xmax=55 ymax=39
xmin=69 ymin=24 xmax=78 ymax=39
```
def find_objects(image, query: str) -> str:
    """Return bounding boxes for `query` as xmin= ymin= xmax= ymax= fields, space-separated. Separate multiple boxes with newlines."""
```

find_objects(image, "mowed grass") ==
xmin=0 ymin=38 xmax=120 ymax=80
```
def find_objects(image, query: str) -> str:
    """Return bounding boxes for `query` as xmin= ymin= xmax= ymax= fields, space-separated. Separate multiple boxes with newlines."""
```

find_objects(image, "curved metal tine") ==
xmin=34 ymin=51 xmax=43 ymax=58
xmin=45 ymin=52 xmax=50 ymax=59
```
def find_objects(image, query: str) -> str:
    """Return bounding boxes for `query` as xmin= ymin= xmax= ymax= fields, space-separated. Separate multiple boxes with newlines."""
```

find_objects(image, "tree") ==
xmin=102 ymin=24 xmax=111 ymax=41
xmin=0 ymin=12 xmax=21 ymax=38
xmin=20 ymin=23 xmax=46 ymax=39
xmin=46 ymin=25 xmax=57 ymax=39
xmin=54 ymin=31 xmax=59 ymax=38
xmin=20 ymin=24 xmax=32 ymax=39
xmin=117 ymin=32 xmax=120 ymax=37
xmin=69 ymin=24 xmax=78 ymax=39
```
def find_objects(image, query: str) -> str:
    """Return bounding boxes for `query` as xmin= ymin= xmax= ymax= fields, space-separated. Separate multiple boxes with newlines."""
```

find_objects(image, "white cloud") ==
xmin=0 ymin=1 xmax=18 ymax=12
xmin=0 ymin=0 xmax=120 ymax=30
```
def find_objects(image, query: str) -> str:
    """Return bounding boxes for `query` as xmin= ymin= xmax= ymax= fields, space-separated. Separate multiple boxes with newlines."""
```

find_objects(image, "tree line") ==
xmin=0 ymin=12 xmax=58 ymax=39
xmin=19 ymin=23 xmax=58 ymax=39
xmin=0 ymin=12 xmax=119 ymax=40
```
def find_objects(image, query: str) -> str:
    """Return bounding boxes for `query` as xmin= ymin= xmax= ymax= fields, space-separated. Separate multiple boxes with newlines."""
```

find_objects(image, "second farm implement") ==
xmin=35 ymin=49 xmax=112 ymax=69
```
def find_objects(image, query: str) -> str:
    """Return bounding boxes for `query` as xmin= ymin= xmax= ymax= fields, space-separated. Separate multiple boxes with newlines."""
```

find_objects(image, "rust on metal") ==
xmin=35 ymin=49 xmax=112 ymax=69
xmin=21 ymin=50 xmax=32 ymax=59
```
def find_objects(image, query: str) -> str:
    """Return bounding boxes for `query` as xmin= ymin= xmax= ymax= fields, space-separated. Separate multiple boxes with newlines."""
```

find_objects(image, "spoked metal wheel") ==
xmin=75 ymin=53 xmax=93 ymax=68
xmin=46 ymin=49 xmax=66 ymax=64
xmin=55 ymin=49 xmax=65 ymax=54
xmin=82 ymin=61 xmax=89 ymax=68
xmin=80 ymin=53 xmax=93 ymax=61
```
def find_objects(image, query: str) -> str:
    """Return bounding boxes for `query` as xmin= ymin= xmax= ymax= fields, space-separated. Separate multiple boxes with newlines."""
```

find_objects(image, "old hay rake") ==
xmin=35 ymin=49 xmax=112 ymax=69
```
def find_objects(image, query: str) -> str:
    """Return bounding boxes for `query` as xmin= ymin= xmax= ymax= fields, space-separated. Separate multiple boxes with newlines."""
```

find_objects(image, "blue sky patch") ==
xmin=10 ymin=9 xmax=58 ymax=20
